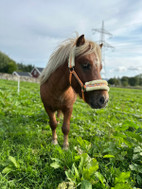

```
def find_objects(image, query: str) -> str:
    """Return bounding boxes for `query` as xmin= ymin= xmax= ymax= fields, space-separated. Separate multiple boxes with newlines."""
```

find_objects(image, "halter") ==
xmin=68 ymin=46 xmax=109 ymax=101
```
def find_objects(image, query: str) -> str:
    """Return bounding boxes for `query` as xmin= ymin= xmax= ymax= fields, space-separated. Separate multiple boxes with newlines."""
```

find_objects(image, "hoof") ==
xmin=63 ymin=143 xmax=69 ymax=150
xmin=52 ymin=139 xmax=58 ymax=145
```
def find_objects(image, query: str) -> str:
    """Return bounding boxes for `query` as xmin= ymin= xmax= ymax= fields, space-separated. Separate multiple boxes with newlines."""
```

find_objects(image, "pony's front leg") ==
xmin=62 ymin=108 xmax=73 ymax=150
xmin=47 ymin=111 xmax=58 ymax=145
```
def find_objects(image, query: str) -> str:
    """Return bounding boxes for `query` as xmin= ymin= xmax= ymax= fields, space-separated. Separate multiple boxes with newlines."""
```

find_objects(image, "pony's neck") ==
xmin=48 ymin=61 xmax=70 ymax=94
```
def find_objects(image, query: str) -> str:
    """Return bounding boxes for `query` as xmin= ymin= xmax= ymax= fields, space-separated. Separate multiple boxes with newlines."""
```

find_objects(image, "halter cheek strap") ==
xmin=69 ymin=68 xmax=86 ymax=101
xmin=68 ymin=46 xmax=109 ymax=101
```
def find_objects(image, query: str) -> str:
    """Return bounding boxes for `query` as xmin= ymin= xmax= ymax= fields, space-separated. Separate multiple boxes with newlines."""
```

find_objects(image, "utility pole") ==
xmin=92 ymin=21 xmax=113 ymax=78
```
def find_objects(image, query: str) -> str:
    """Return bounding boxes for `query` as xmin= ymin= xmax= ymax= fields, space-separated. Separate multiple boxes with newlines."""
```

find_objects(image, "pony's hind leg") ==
xmin=57 ymin=110 xmax=62 ymax=119
xmin=47 ymin=111 xmax=58 ymax=145
xmin=62 ymin=107 xmax=73 ymax=150
xmin=56 ymin=110 xmax=62 ymax=123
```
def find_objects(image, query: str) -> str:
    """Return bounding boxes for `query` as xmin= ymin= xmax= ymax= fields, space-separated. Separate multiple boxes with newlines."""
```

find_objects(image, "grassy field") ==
xmin=0 ymin=79 xmax=142 ymax=189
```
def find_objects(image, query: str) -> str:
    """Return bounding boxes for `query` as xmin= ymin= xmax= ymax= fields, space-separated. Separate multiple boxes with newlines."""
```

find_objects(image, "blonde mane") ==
xmin=40 ymin=36 xmax=101 ymax=85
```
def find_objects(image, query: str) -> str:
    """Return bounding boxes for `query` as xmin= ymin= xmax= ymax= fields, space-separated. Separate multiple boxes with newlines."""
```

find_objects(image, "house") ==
xmin=12 ymin=67 xmax=44 ymax=78
xmin=13 ymin=71 xmax=32 ymax=77
xmin=31 ymin=67 xmax=44 ymax=78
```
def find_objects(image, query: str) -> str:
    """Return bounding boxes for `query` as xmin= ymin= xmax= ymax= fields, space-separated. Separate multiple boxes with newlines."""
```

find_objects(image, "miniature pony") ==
xmin=40 ymin=35 xmax=109 ymax=149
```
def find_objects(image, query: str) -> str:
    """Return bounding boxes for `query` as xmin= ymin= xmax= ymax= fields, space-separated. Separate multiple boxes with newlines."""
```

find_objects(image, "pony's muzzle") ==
xmin=87 ymin=91 xmax=109 ymax=109
xmin=98 ymin=95 xmax=109 ymax=107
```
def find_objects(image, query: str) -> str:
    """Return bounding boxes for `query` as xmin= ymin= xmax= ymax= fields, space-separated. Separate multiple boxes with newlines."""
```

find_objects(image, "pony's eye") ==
xmin=82 ymin=62 xmax=91 ymax=70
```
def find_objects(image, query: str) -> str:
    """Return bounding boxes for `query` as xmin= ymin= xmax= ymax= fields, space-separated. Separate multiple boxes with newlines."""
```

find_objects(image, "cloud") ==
xmin=0 ymin=0 xmax=142 ymax=78
xmin=128 ymin=66 xmax=142 ymax=71
xmin=115 ymin=66 xmax=127 ymax=72
xmin=112 ymin=66 xmax=142 ymax=73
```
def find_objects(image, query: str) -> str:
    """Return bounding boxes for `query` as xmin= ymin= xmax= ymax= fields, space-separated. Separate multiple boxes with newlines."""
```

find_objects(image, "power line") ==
xmin=92 ymin=21 xmax=114 ymax=78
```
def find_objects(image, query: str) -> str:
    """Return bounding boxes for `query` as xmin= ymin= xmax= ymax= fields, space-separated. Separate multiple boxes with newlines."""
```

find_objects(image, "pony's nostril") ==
xmin=99 ymin=96 xmax=105 ymax=105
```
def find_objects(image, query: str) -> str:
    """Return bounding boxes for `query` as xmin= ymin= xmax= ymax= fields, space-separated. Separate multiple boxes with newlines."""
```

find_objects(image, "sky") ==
xmin=0 ymin=0 xmax=142 ymax=78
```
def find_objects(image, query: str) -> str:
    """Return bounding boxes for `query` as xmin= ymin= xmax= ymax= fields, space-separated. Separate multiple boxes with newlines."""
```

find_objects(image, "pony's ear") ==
xmin=100 ymin=43 xmax=103 ymax=48
xmin=76 ymin=35 xmax=85 ymax=47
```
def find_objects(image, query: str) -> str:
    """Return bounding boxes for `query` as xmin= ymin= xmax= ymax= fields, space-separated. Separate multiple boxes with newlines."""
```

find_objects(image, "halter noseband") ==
xmin=68 ymin=46 xmax=109 ymax=101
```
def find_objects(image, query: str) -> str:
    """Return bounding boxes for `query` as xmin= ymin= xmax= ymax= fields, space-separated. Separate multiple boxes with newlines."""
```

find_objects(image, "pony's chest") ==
xmin=49 ymin=87 xmax=76 ymax=111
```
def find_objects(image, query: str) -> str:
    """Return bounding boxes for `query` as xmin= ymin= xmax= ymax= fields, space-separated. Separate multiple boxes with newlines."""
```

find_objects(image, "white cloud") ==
xmin=0 ymin=0 xmax=142 ymax=78
xmin=115 ymin=66 xmax=127 ymax=72
xmin=128 ymin=66 xmax=142 ymax=71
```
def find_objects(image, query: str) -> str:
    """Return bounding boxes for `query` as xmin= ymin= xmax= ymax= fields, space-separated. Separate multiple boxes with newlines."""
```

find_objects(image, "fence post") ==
xmin=18 ymin=76 xmax=20 ymax=94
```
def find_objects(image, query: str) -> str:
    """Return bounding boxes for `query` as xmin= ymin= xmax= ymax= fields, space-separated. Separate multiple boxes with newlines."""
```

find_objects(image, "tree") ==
xmin=17 ymin=63 xmax=34 ymax=72
xmin=108 ymin=75 xmax=142 ymax=87
xmin=108 ymin=78 xmax=120 ymax=86
xmin=7 ymin=61 xmax=17 ymax=73
xmin=0 ymin=51 xmax=33 ymax=74
xmin=108 ymin=78 xmax=115 ymax=85
xmin=0 ymin=51 xmax=17 ymax=73
xmin=128 ymin=77 xmax=139 ymax=86
xmin=139 ymin=78 xmax=142 ymax=86
xmin=121 ymin=76 xmax=129 ymax=87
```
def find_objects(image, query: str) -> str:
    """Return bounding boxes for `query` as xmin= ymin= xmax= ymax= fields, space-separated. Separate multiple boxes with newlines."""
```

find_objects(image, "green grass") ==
xmin=0 ymin=79 xmax=142 ymax=189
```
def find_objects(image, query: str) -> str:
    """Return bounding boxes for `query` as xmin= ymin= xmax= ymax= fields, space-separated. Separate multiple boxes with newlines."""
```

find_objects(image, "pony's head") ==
xmin=69 ymin=35 xmax=109 ymax=109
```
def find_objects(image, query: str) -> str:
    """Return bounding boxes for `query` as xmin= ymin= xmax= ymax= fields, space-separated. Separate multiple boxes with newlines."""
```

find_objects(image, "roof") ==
xmin=31 ymin=67 xmax=44 ymax=74
xmin=13 ymin=71 xmax=31 ymax=77
xmin=36 ymin=67 xmax=44 ymax=72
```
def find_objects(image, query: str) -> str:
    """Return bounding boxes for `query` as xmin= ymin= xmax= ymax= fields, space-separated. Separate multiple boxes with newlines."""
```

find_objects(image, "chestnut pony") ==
xmin=40 ymin=35 xmax=109 ymax=149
